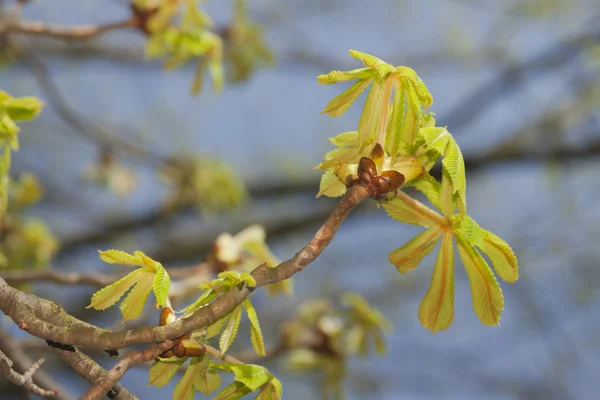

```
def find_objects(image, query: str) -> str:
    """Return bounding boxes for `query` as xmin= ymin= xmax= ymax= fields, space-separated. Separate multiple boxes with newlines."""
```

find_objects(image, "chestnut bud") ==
xmin=369 ymin=143 xmax=384 ymax=165
xmin=173 ymin=343 xmax=186 ymax=358
xmin=381 ymin=170 xmax=405 ymax=192
xmin=372 ymin=176 xmax=391 ymax=195
xmin=358 ymin=157 xmax=377 ymax=179
xmin=158 ymin=349 xmax=174 ymax=359
xmin=159 ymin=308 xmax=175 ymax=326
xmin=183 ymin=345 xmax=207 ymax=358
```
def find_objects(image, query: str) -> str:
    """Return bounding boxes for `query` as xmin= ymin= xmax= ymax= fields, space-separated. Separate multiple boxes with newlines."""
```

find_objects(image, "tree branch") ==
xmin=0 ymin=185 xmax=369 ymax=351
xmin=0 ymin=351 xmax=58 ymax=397
xmin=0 ymin=18 xmax=139 ymax=40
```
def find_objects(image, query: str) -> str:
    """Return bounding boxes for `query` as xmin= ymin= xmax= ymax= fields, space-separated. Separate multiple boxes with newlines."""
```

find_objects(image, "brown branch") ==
xmin=0 ymin=330 xmax=75 ymax=400
xmin=81 ymin=342 xmax=174 ymax=400
xmin=0 ymin=18 xmax=139 ymax=40
xmin=204 ymin=344 xmax=244 ymax=365
xmin=0 ymin=185 xmax=369 ymax=351
xmin=0 ymin=351 xmax=58 ymax=397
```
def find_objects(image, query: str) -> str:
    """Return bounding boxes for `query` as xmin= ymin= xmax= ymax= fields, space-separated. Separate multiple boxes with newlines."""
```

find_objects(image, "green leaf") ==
xmin=213 ymin=381 xmax=252 ymax=400
xmin=119 ymin=270 xmax=155 ymax=321
xmin=328 ymin=131 xmax=360 ymax=147
xmin=320 ymin=78 xmax=373 ymax=117
xmin=395 ymin=66 xmax=433 ymax=108
xmin=87 ymin=269 xmax=146 ymax=310
xmin=317 ymin=67 xmax=373 ymax=84
xmin=453 ymin=215 xmax=485 ymax=249
xmin=152 ymin=265 xmax=171 ymax=308
xmin=174 ymin=358 xmax=201 ymax=400
xmin=419 ymin=127 xmax=451 ymax=158
xmin=357 ymin=79 xmax=384 ymax=143
xmin=349 ymin=49 xmax=392 ymax=77
xmin=194 ymin=366 xmax=221 ymax=395
xmin=191 ymin=57 xmax=209 ymax=95
xmin=225 ymin=364 xmax=271 ymax=391
xmin=219 ymin=304 xmax=242 ymax=354
xmin=385 ymin=83 xmax=405 ymax=157
xmin=456 ymin=233 xmax=504 ymax=326
xmin=441 ymin=138 xmax=466 ymax=200
xmin=181 ymin=289 xmax=216 ymax=316
xmin=382 ymin=193 xmax=444 ymax=227
xmin=98 ymin=249 xmax=141 ymax=266
xmin=346 ymin=325 xmax=367 ymax=356
xmin=316 ymin=146 xmax=361 ymax=170
xmin=243 ymin=299 xmax=265 ymax=356
xmin=218 ymin=271 xmax=256 ymax=288
xmin=147 ymin=358 xmax=187 ymax=387
xmin=480 ymin=230 xmax=519 ymax=283
xmin=399 ymin=84 xmax=420 ymax=146
xmin=418 ymin=231 xmax=455 ymax=333
xmin=409 ymin=172 xmax=441 ymax=209
xmin=255 ymin=377 xmax=282 ymax=400
xmin=316 ymin=169 xmax=346 ymax=198
xmin=439 ymin=169 xmax=457 ymax=216
xmin=388 ymin=228 xmax=442 ymax=273
xmin=2 ymin=96 xmax=44 ymax=121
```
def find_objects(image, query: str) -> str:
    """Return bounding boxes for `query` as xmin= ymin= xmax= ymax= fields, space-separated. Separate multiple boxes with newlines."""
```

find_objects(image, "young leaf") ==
xmin=453 ymin=215 xmax=485 ymax=249
xmin=441 ymin=138 xmax=466 ymax=203
xmin=385 ymin=83 xmax=405 ymax=157
xmin=181 ymin=289 xmax=216 ymax=316
xmin=213 ymin=381 xmax=252 ymax=400
xmin=382 ymin=192 xmax=445 ymax=227
xmin=388 ymin=228 xmax=442 ymax=273
xmin=218 ymin=271 xmax=257 ymax=288
xmin=480 ymin=230 xmax=519 ymax=283
xmin=328 ymin=131 xmax=360 ymax=147
xmin=207 ymin=315 xmax=229 ymax=338
xmin=418 ymin=231 xmax=455 ymax=333
xmin=119 ymin=270 xmax=155 ymax=321
xmin=419 ymin=127 xmax=451 ymax=158
xmin=456 ymin=233 xmax=504 ymax=326
xmin=243 ymin=299 xmax=265 ymax=356
xmin=174 ymin=358 xmax=202 ymax=400
xmin=147 ymin=358 xmax=187 ymax=387
xmin=320 ymin=78 xmax=373 ymax=117
xmin=219 ymin=305 xmax=242 ymax=354
xmin=194 ymin=366 xmax=221 ymax=395
xmin=349 ymin=49 xmax=392 ymax=77
xmin=316 ymin=169 xmax=346 ymax=198
xmin=317 ymin=67 xmax=373 ymax=84
xmin=225 ymin=364 xmax=271 ymax=391
xmin=357 ymin=79 xmax=384 ymax=143
xmin=439 ymin=169 xmax=457 ymax=216
xmin=2 ymin=96 xmax=44 ymax=121
xmin=98 ymin=250 xmax=140 ymax=266
xmin=256 ymin=377 xmax=283 ymax=400
xmin=87 ymin=269 xmax=146 ymax=310
xmin=153 ymin=265 xmax=171 ymax=308
xmin=399 ymin=84 xmax=420 ymax=145
xmin=409 ymin=172 xmax=441 ymax=209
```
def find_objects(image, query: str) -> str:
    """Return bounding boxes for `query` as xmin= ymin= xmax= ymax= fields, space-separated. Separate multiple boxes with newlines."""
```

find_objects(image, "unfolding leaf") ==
xmin=2 ymin=96 xmax=44 ymax=121
xmin=409 ymin=172 xmax=441 ymax=209
xmin=395 ymin=66 xmax=433 ymax=108
xmin=98 ymin=249 xmax=140 ymax=267
xmin=385 ymin=83 xmax=405 ymax=157
xmin=349 ymin=49 xmax=392 ymax=77
xmin=382 ymin=193 xmax=444 ymax=227
xmin=243 ymin=299 xmax=265 ymax=356
xmin=87 ymin=269 xmax=146 ymax=310
xmin=119 ymin=270 xmax=155 ymax=321
xmin=320 ymin=78 xmax=373 ymax=117
xmin=357 ymin=80 xmax=384 ymax=143
xmin=317 ymin=67 xmax=373 ymax=84
xmin=316 ymin=169 xmax=346 ymax=198
xmin=174 ymin=358 xmax=201 ymax=400
xmin=480 ymin=230 xmax=519 ymax=283
xmin=206 ymin=314 xmax=229 ymax=338
xmin=219 ymin=305 xmax=242 ymax=354
xmin=388 ymin=228 xmax=442 ymax=273
xmin=218 ymin=271 xmax=256 ymax=287
xmin=181 ymin=289 xmax=216 ymax=316
xmin=456 ymin=233 xmax=504 ymax=326
xmin=441 ymin=139 xmax=466 ymax=198
xmin=213 ymin=381 xmax=252 ymax=400
xmin=147 ymin=358 xmax=187 ymax=387
xmin=418 ymin=231 xmax=455 ymax=333
xmin=439 ymin=169 xmax=456 ymax=216
xmin=255 ymin=377 xmax=283 ymax=400
xmin=328 ymin=131 xmax=360 ymax=147
xmin=152 ymin=265 xmax=171 ymax=308
xmin=399 ymin=84 xmax=421 ymax=145
xmin=225 ymin=364 xmax=271 ymax=391
xmin=316 ymin=146 xmax=361 ymax=170
xmin=194 ymin=366 xmax=221 ymax=395
xmin=453 ymin=215 xmax=485 ymax=249
xmin=419 ymin=127 xmax=451 ymax=157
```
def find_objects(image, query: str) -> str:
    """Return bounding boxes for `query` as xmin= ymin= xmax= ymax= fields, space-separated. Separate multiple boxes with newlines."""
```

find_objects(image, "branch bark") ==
xmin=0 ymin=18 xmax=139 ymax=40
xmin=0 ymin=351 xmax=58 ymax=397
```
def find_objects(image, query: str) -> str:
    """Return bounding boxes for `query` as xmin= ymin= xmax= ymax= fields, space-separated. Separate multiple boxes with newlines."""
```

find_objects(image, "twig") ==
xmin=0 ymin=185 xmax=369 ymax=350
xmin=81 ymin=342 xmax=174 ymax=400
xmin=0 ymin=18 xmax=139 ymax=40
xmin=204 ymin=344 xmax=244 ymax=365
xmin=0 ymin=351 xmax=57 ymax=397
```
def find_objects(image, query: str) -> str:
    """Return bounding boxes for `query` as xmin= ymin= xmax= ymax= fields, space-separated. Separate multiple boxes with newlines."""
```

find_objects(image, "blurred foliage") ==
xmin=160 ymin=153 xmax=247 ymax=214
xmin=81 ymin=151 xmax=137 ymax=197
xmin=283 ymin=294 xmax=391 ymax=399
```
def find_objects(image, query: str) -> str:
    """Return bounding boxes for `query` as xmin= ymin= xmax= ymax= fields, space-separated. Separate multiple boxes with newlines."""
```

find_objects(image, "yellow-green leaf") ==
xmin=382 ymin=192 xmax=445 ymax=227
xmin=147 ymin=358 xmax=187 ymax=387
xmin=87 ymin=269 xmax=144 ymax=310
xmin=453 ymin=215 xmax=485 ymax=249
xmin=174 ymin=358 xmax=201 ymax=400
xmin=226 ymin=364 xmax=271 ymax=391
xmin=357 ymin=79 xmax=384 ymax=143
xmin=98 ymin=250 xmax=141 ymax=267
xmin=399 ymin=84 xmax=420 ymax=145
xmin=181 ymin=290 xmax=216 ymax=317
xmin=256 ymin=377 xmax=283 ymax=400
xmin=3 ymin=96 xmax=44 ymax=122
xmin=219 ymin=305 xmax=242 ymax=354
xmin=388 ymin=228 xmax=442 ymax=273
xmin=385 ymin=83 xmax=405 ymax=157
xmin=213 ymin=381 xmax=252 ymax=400
xmin=119 ymin=270 xmax=155 ymax=321
xmin=456 ymin=233 xmax=504 ymax=326
xmin=316 ymin=169 xmax=346 ymax=198
xmin=419 ymin=127 xmax=451 ymax=158
xmin=152 ymin=265 xmax=171 ymax=308
xmin=409 ymin=172 xmax=441 ymax=209
xmin=194 ymin=366 xmax=221 ymax=395
xmin=320 ymin=78 xmax=373 ymax=117
xmin=317 ymin=67 xmax=373 ymax=84
xmin=418 ymin=231 xmax=455 ymax=333
xmin=349 ymin=49 xmax=392 ymax=77
xmin=480 ymin=230 xmax=519 ymax=283
xmin=441 ymin=138 xmax=466 ymax=197
xmin=206 ymin=315 xmax=229 ymax=338
xmin=328 ymin=131 xmax=360 ymax=147
xmin=243 ymin=299 xmax=265 ymax=356
xmin=439 ymin=169 xmax=456 ymax=216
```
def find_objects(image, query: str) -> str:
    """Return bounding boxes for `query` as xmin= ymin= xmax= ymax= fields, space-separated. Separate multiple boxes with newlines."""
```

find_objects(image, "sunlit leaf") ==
xmin=388 ymin=228 xmax=442 ymax=273
xmin=349 ymin=49 xmax=392 ymax=77
xmin=320 ymin=78 xmax=373 ymax=117
xmin=328 ymin=131 xmax=360 ymax=147
xmin=174 ymin=358 xmax=201 ymax=400
xmin=316 ymin=169 xmax=346 ymax=198
xmin=418 ymin=231 xmax=455 ymax=333
xmin=453 ymin=215 xmax=485 ymax=249
xmin=219 ymin=305 xmax=242 ymax=354
xmin=243 ymin=299 xmax=265 ymax=356
xmin=382 ymin=192 xmax=444 ymax=227
xmin=256 ymin=377 xmax=283 ymax=400
xmin=194 ymin=365 xmax=221 ymax=395
xmin=409 ymin=172 xmax=441 ymax=209
xmin=147 ymin=358 xmax=187 ymax=388
xmin=119 ymin=270 xmax=155 ymax=321
xmin=152 ymin=265 xmax=171 ymax=308
xmin=317 ymin=67 xmax=373 ymax=84
xmin=480 ymin=229 xmax=519 ymax=283
xmin=87 ymin=269 xmax=145 ymax=310
xmin=213 ymin=381 xmax=252 ymax=400
xmin=357 ymin=79 xmax=384 ymax=143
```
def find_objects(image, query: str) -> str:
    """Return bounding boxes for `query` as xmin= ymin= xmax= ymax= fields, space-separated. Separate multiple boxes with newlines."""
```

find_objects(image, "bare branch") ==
xmin=0 ymin=185 xmax=369 ymax=351
xmin=0 ymin=351 xmax=57 ymax=397
xmin=0 ymin=18 xmax=139 ymax=41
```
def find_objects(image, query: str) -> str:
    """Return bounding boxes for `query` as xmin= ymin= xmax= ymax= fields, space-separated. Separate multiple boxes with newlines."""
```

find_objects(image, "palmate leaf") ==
xmin=453 ymin=215 xmax=485 ymax=249
xmin=89 ymin=250 xmax=171 ymax=320
xmin=194 ymin=365 xmax=221 ymax=395
xmin=456 ymin=233 xmax=504 ymax=326
xmin=382 ymin=192 xmax=444 ymax=227
xmin=385 ymin=84 xmax=405 ymax=157
xmin=243 ymin=299 xmax=266 ymax=356
xmin=320 ymin=77 xmax=374 ymax=117
xmin=399 ymin=82 xmax=421 ymax=146
xmin=255 ymin=377 xmax=283 ymax=400
xmin=316 ymin=169 xmax=346 ymax=198
xmin=317 ymin=67 xmax=373 ymax=84
xmin=328 ymin=131 xmax=360 ymax=147
xmin=222 ymin=364 xmax=271 ymax=391
xmin=147 ymin=358 xmax=187 ymax=387
xmin=441 ymin=138 xmax=467 ymax=213
xmin=409 ymin=172 xmax=441 ymax=209
xmin=357 ymin=79 xmax=385 ymax=143
xmin=480 ymin=229 xmax=519 ymax=283
xmin=395 ymin=66 xmax=433 ymax=109
xmin=419 ymin=127 xmax=451 ymax=158
xmin=219 ymin=304 xmax=243 ymax=354
xmin=174 ymin=358 xmax=202 ymax=400
xmin=213 ymin=381 xmax=251 ymax=400
xmin=418 ymin=231 xmax=455 ymax=333
xmin=349 ymin=49 xmax=392 ymax=77
xmin=388 ymin=228 xmax=442 ymax=273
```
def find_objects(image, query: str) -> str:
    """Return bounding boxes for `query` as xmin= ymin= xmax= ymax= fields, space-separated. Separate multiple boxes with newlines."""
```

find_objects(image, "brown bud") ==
xmin=369 ymin=143 xmax=384 ymax=166
xmin=183 ymin=345 xmax=207 ymax=358
xmin=381 ymin=170 xmax=405 ymax=192
xmin=359 ymin=171 xmax=372 ymax=184
xmin=158 ymin=349 xmax=174 ymax=359
xmin=159 ymin=308 xmax=175 ymax=326
xmin=372 ymin=176 xmax=391 ymax=195
xmin=345 ymin=175 xmax=355 ymax=188
xmin=358 ymin=157 xmax=377 ymax=178
xmin=179 ymin=333 xmax=191 ymax=342
xmin=173 ymin=343 xmax=186 ymax=358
